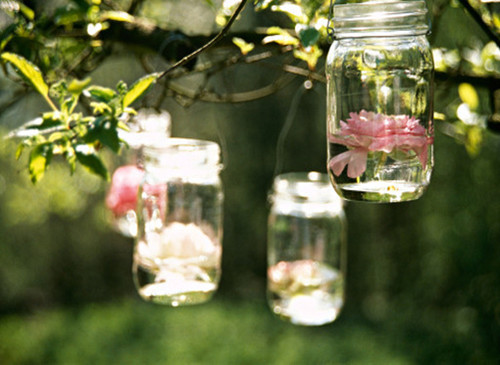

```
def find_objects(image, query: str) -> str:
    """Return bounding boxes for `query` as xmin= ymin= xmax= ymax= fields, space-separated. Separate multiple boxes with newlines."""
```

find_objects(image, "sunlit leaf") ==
xmin=75 ymin=150 xmax=109 ymax=180
xmin=254 ymin=0 xmax=280 ymax=11
xmin=48 ymin=132 xmax=66 ymax=144
xmin=68 ymin=78 xmax=92 ymax=95
xmin=263 ymin=27 xmax=299 ymax=46
xmin=493 ymin=13 xmax=500 ymax=31
xmin=293 ymin=44 xmax=323 ymax=70
xmin=123 ymin=73 xmax=158 ymax=108
xmin=0 ymin=1 xmax=34 ymax=19
xmin=90 ymin=102 xmax=113 ymax=115
xmin=232 ymin=37 xmax=255 ymax=55
xmin=271 ymin=3 xmax=307 ymax=23
xmin=458 ymin=83 xmax=479 ymax=110
xmin=85 ymin=86 xmax=117 ymax=102
xmin=100 ymin=10 xmax=134 ymax=23
xmin=19 ymin=3 xmax=35 ymax=20
xmin=62 ymin=96 xmax=79 ymax=115
xmin=29 ymin=143 xmax=53 ymax=183
xmin=465 ymin=125 xmax=482 ymax=157
xmin=1 ymin=52 xmax=49 ymax=98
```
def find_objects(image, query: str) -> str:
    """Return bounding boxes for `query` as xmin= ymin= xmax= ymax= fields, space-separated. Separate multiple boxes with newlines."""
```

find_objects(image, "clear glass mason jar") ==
xmin=106 ymin=109 xmax=171 ymax=237
xmin=267 ymin=172 xmax=347 ymax=326
xmin=326 ymin=0 xmax=434 ymax=203
xmin=133 ymin=138 xmax=224 ymax=306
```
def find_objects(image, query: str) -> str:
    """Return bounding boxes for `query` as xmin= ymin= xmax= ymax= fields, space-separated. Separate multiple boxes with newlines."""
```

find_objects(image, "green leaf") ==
xmin=84 ymin=117 xmax=121 ymax=153
xmin=19 ymin=3 xmax=35 ymax=20
xmin=123 ymin=73 xmax=158 ymax=108
xmin=0 ymin=24 xmax=17 ymax=52
xmin=0 ymin=1 xmax=34 ymax=20
xmin=254 ymin=0 xmax=280 ymax=11
xmin=269 ymin=3 xmax=307 ymax=23
xmin=1 ymin=52 xmax=49 ymax=98
xmin=15 ymin=143 xmax=25 ymax=160
xmin=54 ymin=8 xmax=86 ymax=26
xmin=37 ymin=112 xmax=64 ymax=130
xmin=90 ymin=101 xmax=113 ymax=115
xmin=263 ymin=27 xmax=300 ymax=46
xmin=75 ymin=150 xmax=109 ymax=180
xmin=68 ymin=78 xmax=92 ymax=95
xmin=29 ymin=143 xmax=53 ymax=183
xmin=62 ymin=96 xmax=79 ymax=116
xmin=85 ymin=86 xmax=117 ymax=102
xmin=301 ymin=0 xmax=325 ymax=20
xmin=298 ymin=27 xmax=320 ymax=48
xmin=293 ymin=44 xmax=323 ymax=70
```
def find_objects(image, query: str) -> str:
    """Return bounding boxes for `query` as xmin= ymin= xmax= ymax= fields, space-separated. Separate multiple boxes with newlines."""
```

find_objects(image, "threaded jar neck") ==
xmin=271 ymin=172 xmax=344 ymax=216
xmin=143 ymin=138 xmax=222 ymax=181
xmin=333 ymin=0 xmax=429 ymax=39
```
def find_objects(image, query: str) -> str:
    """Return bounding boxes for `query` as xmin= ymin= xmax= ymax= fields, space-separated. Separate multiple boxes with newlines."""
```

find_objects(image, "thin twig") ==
xmin=158 ymin=0 xmax=248 ymax=80
xmin=164 ymin=73 xmax=296 ymax=104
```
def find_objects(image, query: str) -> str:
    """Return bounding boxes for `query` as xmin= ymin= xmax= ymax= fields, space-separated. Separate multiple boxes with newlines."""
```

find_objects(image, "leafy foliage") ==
xmin=0 ymin=0 xmax=499 ymax=183
xmin=1 ymin=52 xmax=157 ymax=182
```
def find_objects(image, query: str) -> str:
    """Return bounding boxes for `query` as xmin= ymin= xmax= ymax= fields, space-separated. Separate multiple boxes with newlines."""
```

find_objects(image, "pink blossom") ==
xmin=329 ymin=110 xmax=432 ymax=179
xmin=106 ymin=165 xmax=144 ymax=216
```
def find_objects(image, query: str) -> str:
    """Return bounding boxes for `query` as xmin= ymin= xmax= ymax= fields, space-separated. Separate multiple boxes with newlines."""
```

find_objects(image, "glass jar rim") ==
xmin=143 ymin=137 xmax=222 ymax=170
xmin=333 ymin=0 xmax=429 ymax=38
xmin=272 ymin=171 xmax=343 ymax=207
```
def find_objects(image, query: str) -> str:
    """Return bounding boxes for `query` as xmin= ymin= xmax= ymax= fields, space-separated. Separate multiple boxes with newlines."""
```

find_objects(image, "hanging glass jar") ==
xmin=326 ymin=0 xmax=434 ymax=203
xmin=106 ymin=109 xmax=171 ymax=237
xmin=267 ymin=172 xmax=346 ymax=326
xmin=133 ymin=138 xmax=224 ymax=306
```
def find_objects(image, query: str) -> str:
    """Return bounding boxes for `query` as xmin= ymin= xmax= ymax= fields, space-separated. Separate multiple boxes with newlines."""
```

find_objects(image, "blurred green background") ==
xmin=0 ymin=0 xmax=499 ymax=364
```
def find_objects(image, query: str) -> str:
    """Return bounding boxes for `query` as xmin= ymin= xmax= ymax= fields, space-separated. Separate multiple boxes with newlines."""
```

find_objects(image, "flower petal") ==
xmin=347 ymin=149 xmax=368 ymax=178
xmin=329 ymin=150 xmax=352 ymax=176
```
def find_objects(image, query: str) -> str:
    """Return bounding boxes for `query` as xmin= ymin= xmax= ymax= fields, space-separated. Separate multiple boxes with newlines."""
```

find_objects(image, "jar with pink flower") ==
xmin=133 ymin=138 xmax=224 ymax=306
xmin=267 ymin=172 xmax=346 ymax=326
xmin=106 ymin=109 xmax=171 ymax=237
xmin=326 ymin=0 xmax=434 ymax=203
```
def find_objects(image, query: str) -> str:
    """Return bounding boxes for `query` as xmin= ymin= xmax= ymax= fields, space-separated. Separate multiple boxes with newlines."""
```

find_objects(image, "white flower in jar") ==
xmin=138 ymin=222 xmax=219 ymax=267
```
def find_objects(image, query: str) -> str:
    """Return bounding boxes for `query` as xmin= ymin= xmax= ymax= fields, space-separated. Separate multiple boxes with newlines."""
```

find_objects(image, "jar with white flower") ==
xmin=133 ymin=138 xmax=224 ymax=306
xmin=326 ymin=0 xmax=434 ymax=202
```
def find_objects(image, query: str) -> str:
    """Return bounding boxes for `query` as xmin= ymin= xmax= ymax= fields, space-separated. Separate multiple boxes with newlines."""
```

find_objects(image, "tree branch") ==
xmin=164 ymin=73 xmax=296 ymax=104
xmin=458 ymin=0 xmax=500 ymax=49
xmin=158 ymin=0 xmax=249 ymax=80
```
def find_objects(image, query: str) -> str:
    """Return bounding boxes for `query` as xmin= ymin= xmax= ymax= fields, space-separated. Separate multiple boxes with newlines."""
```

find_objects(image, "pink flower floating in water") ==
xmin=106 ymin=164 xmax=167 ymax=219
xmin=106 ymin=165 xmax=145 ymax=216
xmin=329 ymin=110 xmax=433 ymax=179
